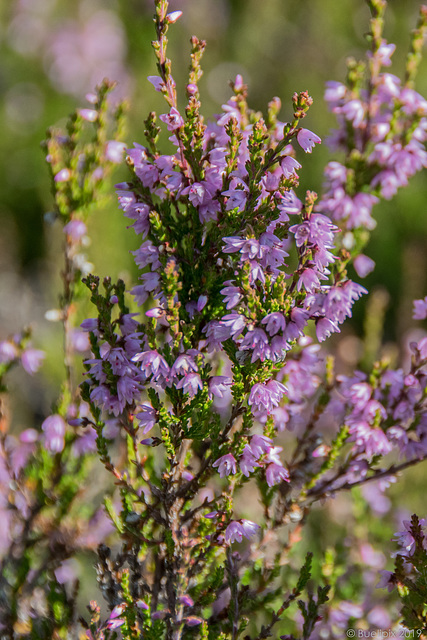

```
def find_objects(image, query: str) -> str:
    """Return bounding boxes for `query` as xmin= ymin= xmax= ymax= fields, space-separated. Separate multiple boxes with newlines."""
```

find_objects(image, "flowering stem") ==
xmin=308 ymin=453 xmax=427 ymax=500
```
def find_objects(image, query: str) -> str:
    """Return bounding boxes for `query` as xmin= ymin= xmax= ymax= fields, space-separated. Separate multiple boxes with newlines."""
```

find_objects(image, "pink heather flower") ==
xmin=316 ymin=318 xmax=339 ymax=342
xmin=135 ymin=404 xmax=156 ymax=433
xmin=135 ymin=162 xmax=159 ymax=189
xmin=79 ymin=108 xmax=98 ymax=122
xmin=413 ymin=296 xmax=427 ymax=320
xmin=248 ymin=382 xmax=285 ymax=414
xmin=148 ymin=75 xmax=165 ymax=92
xmin=250 ymin=434 xmax=273 ymax=458
xmin=312 ymin=444 xmax=330 ymax=458
xmin=265 ymin=463 xmax=290 ymax=487
xmin=241 ymin=328 xmax=269 ymax=352
xmin=105 ymin=140 xmax=126 ymax=163
xmin=265 ymin=444 xmax=284 ymax=466
xmin=324 ymin=81 xmax=346 ymax=104
xmin=221 ymin=283 xmax=242 ymax=309
xmin=348 ymin=382 xmax=374 ymax=409
xmin=222 ymin=236 xmax=246 ymax=253
xmin=106 ymin=618 xmax=125 ymax=630
xmin=203 ymin=511 xmax=219 ymax=519
xmin=70 ymin=329 xmax=90 ymax=352
xmin=219 ymin=313 xmax=246 ymax=338
xmin=370 ymin=41 xmax=396 ymax=67
xmin=349 ymin=423 xmax=392 ymax=459
xmin=376 ymin=570 xmax=395 ymax=592
xmin=297 ymin=268 xmax=320 ymax=292
xmin=278 ymin=189 xmax=303 ymax=214
xmin=54 ymin=168 xmax=71 ymax=183
xmin=152 ymin=611 xmax=169 ymax=620
xmin=185 ymin=617 xmax=203 ymax=627
xmin=222 ymin=184 xmax=248 ymax=213
xmin=239 ymin=445 xmax=261 ymax=477
xmin=264 ymin=172 xmax=280 ymax=192
xmin=180 ymin=595 xmax=194 ymax=607
xmin=81 ymin=318 xmax=98 ymax=332
xmin=159 ymin=107 xmax=184 ymax=131
xmin=297 ymin=128 xmax=321 ymax=153
xmin=280 ymin=155 xmax=302 ymax=178
xmin=182 ymin=181 xmax=207 ymax=207
xmin=213 ymin=453 xmax=237 ymax=478
xmin=132 ymin=350 xmax=169 ymax=378
xmin=261 ymin=312 xmax=286 ymax=336
xmin=234 ymin=74 xmax=244 ymax=91
xmin=117 ymin=376 xmax=142 ymax=406
xmin=197 ymin=295 xmax=208 ymax=311
xmin=338 ymin=99 xmax=365 ymax=127
xmin=371 ymin=170 xmax=401 ymax=199
xmin=272 ymin=406 xmax=290 ymax=431
xmin=171 ymin=354 xmax=198 ymax=377
xmin=110 ymin=604 xmax=126 ymax=619
xmin=63 ymin=219 xmax=87 ymax=242
xmin=0 ymin=341 xmax=18 ymax=363
xmin=225 ymin=519 xmax=260 ymax=543
xmin=240 ymin=519 xmax=260 ymax=538
xmin=416 ymin=337 xmax=427 ymax=360
xmin=145 ymin=307 xmax=164 ymax=319
xmin=73 ymin=429 xmax=97 ymax=456
xmin=20 ymin=429 xmax=38 ymax=444
xmin=225 ymin=521 xmax=244 ymax=543
xmin=289 ymin=222 xmax=310 ymax=247
xmin=176 ymin=373 xmax=203 ymax=397
xmin=166 ymin=10 xmax=183 ymax=23
xmin=21 ymin=348 xmax=45 ymax=375
xmin=42 ymin=414 xmax=66 ymax=453
xmin=208 ymin=376 xmax=231 ymax=399
xmin=392 ymin=520 xmax=426 ymax=556
xmin=353 ymin=254 xmax=375 ymax=278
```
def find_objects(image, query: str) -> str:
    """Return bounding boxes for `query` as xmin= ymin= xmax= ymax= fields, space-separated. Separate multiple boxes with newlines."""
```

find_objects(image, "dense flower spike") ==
xmin=318 ymin=17 xmax=427 ymax=242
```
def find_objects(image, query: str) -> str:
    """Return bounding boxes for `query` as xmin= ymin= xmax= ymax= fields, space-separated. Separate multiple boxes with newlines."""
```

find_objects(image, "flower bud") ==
xmin=54 ymin=168 xmax=71 ymax=183
xmin=79 ymin=109 xmax=98 ymax=122
xmin=166 ymin=10 xmax=183 ymax=24
xmin=186 ymin=83 xmax=197 ymax=96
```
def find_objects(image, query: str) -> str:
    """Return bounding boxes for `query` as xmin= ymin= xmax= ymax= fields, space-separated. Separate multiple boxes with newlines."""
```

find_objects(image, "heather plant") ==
xmin=0 ymin=82 xmax=127 ymax=637
xmin=2 ymin=0 xmax=427 ymax=639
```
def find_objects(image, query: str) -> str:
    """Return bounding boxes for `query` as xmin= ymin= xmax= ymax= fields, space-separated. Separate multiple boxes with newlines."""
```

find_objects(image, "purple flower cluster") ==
xmin=0 ymin=334 xmax=45 ymax=376
xmin=69 ymin=7 xmax=427 ymax=632
xmin=392 ymin=518 xmax=427 ymax=557
xmin=214 ymin=434 xmax=290 ymax=487
xmin=225 ymin=519 xmax=260 ymax=544
xmin=319 ymin=41 xmax=427 ymax=230
xmin=321 ymin=327 xmax=427 ymax=487
xmin=79 ymin=55 xmax=377 ymax=505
